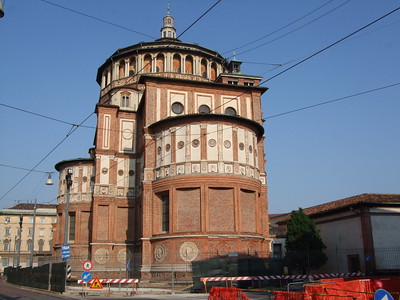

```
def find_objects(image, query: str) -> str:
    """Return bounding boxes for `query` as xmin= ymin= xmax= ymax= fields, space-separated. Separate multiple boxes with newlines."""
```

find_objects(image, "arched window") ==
xmin=129 ymin=57 xmax=136 ymax=76
xmin=143 ymin=54 xmax=152 ymax=73
xmin=121 ymin=93 xmax=130 ymax=108
xmin=173 ymin=54 xmax=181 ymax=73
xmin=210 ymin=62 xmax=218 ymax=80
xmin=156 ymin=54 xmax=164 ymax=72
xmin=27 ymin=239 xmax=33 ymax=251
xmin=201 ymin=59 xmax=207 ymax=78
xmin=118 ymin=60 xmax=125 ymax=78
xmin=38 ymin=239 xmax=44 ymax=252
xmin=185 ymin=55 xmax=193 ymax=74
xmin=198 ymin=105 xmax=211 ymax=113
xmin=224 ymin=107 xmax=237 ymax=116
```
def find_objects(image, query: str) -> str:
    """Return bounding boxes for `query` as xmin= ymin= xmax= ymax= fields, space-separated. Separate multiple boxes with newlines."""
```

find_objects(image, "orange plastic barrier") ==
xmin=208 ymin=287 xmax=251 ymax=300
xmin=305 ymin=279 xmax=374 ymax=300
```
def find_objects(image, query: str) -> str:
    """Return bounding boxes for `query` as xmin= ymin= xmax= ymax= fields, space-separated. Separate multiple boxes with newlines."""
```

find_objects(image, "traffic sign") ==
xmin=374 ymin=289 xmax=394 ymax=300
xmin=61 ymin=244 xmax=70 ymax=260
xmin=89 ymin=276 xmax=103 ymax=289
xmin=83 ymin=260 xmax=93 ymax=271
xmin=81 ymin=271 xmax=92 ymax=282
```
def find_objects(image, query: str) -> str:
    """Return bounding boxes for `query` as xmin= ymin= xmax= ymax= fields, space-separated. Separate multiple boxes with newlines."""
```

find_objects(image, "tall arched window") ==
xmin=156 ymin=54 xmax=164 ymax=72
xmin=210 ymin=62 xmax=217 ymax=80
xmin=118 ymin=60 xmax=125 ymax=78
xmin=143 ymin=54 xmax=152 ymax=73
xmin=201 ymin=59 xmax=207 ymax=78
xmin=185 ymin=55 xmax=193 ymax=74
xmin=129 ymin=57 xmax=136 ymax=76
xmin=173 ymin=54 xmax=181 ymax=72
xmin=38 ymin=239 xmax=44 ymax=252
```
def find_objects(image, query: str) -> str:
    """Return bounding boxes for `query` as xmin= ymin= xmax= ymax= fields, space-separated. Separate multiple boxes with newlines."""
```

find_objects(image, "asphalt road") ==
xmin=0 ymin=279 xmax=274 ymax=300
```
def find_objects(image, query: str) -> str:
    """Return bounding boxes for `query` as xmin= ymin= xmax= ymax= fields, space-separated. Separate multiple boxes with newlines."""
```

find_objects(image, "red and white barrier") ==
xmin=201 ymin=272 xmax=364 ymax=282
xmin=77 ymin=278 xmax=139 ymax=284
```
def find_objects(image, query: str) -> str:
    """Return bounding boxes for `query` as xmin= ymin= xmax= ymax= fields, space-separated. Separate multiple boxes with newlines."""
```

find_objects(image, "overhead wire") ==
xmin=235 ymin=0 xmax=352 ymax=57
xmin=222 ymin=0 xmax=337 ymax=55
xmin=37 ymin=0 xmax=157 ymax=40
xmin=0 ymin=0 xmax=223 ymax=204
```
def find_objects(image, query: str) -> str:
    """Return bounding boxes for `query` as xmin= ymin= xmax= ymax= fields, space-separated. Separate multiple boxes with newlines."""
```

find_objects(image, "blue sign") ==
xmin=62 ymin=244 xmax=70 ymax=260
xmin=374 ymin=289 xmax=394 ymax=300
xmin=81 ymin=271 xmax=92 ymax=282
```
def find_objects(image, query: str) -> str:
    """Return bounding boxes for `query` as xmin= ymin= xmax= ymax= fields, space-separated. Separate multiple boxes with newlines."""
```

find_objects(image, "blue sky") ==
xmin=0 ymin=0 xmax=399 ymax=213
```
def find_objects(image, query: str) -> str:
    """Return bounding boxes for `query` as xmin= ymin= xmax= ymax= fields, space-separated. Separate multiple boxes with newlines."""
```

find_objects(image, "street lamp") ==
xmin=63 ymin=169 xmax=73 ymax=245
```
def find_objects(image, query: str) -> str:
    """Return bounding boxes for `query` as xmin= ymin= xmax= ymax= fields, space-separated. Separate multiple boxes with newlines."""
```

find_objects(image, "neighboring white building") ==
xmin=272 ymin=193 xmax=400 ymax=275
xmin=0 ymin=203 xmax=56 ymax=269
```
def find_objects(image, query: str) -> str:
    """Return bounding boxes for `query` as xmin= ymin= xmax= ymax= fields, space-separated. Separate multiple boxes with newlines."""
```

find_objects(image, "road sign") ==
xmin=81 ymin=271 xmax=92 ymax=282
xmin=89 ymin=276 xmax=103 ymax=289
xmin=83 ymin=260 xmax=93 ymax=271
xmin=374 ymin=289 xmax=394 ymax=300
xmin=61 ymin=244 xmax=70 ymax=260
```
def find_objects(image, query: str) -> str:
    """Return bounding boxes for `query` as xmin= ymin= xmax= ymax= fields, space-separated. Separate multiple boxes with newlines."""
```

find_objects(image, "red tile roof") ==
xmin=274 ymin=193 xmax=400 ymax=224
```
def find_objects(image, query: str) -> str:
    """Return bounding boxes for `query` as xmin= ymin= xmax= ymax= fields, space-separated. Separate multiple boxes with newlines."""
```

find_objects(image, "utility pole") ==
xmin=29 ymin=199 xmax=37 ymax=267
xmin=63 ymin=168 xmax=73 ymax=292
xmin=16 ymin=215 xmax=22 ymax=267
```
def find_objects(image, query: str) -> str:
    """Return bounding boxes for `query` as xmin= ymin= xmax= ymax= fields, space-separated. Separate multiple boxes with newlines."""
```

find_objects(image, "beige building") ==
xmin=0 ymin=203 xmax=56 ymax=269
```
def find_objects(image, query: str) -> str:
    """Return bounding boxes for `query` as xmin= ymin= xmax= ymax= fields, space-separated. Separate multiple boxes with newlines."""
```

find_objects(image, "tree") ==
xmin=285 ymin=208 xmax=327 ymax=274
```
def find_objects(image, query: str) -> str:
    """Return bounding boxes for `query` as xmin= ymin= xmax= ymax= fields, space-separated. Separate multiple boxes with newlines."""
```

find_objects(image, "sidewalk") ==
xmin=65 ymin=285 xmax=210 ymax=299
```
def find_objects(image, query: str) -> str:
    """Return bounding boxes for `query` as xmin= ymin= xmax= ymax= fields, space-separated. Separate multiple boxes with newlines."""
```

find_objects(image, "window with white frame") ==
xmin=39 ymin=228 xmax=45 ymax=237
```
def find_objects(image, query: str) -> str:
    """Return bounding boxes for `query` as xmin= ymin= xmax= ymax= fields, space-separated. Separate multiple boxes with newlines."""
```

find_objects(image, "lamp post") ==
xmin=29 ymin=199 xmax=37 ymax=267
xmin=63 ymin=169 xmax=73 ymax=245
xmin=63 ymin=168 xmax=73 ymax=292
xmin=16 ymin=215 xmax=22 ymax=267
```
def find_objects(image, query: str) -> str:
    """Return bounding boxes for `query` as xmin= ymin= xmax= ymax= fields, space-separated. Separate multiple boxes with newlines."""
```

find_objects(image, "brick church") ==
xmin=53 ymin=11 xmax=270 ymax=280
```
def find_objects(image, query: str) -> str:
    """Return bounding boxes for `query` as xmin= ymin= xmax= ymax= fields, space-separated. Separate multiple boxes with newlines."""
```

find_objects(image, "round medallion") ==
xmin=102 ymin=167 xmax=108 ymax=174
xmin=118 ymin=169 xmax=124 ymax=176
xmin=157 ymin=146 xmax=162 ymax=155
xmin=177 ymin=141 xmax=184 ymax=149
xmin=82 ymin=176 xmax=88 ymax=182
xmin=192 ymin=139 xmax=200 ymax=148
xmin=94 ymin=248 xmax=110 ymax=264
xmin=166 ymin=143 xmax=171 ymax=152
xmin=129 ymin=170 xmax=135 ymax=176
xmin=239 ymin=142 xmax=244 ymax=151
xmin=79 ymin=250 xmax=90 ymax=262
xmin=224 ymin=140 xmax=231 ymax=149
xmin=122 ymin=129 xmax=133 ymax=140
xmin=117 ymin=249 xmax=132 ymax=263
xmin=154 ymin=244 xmax=167 ymax=262
xmin=208 ymin=139 xmax=216 ymax=147
xmin=217 ymin=243 xmax=231 ymax=257
xmin=249 ymin=145 xmax=253 ymax=153
xmin=180 ymin=242 xmax=199 ymax=262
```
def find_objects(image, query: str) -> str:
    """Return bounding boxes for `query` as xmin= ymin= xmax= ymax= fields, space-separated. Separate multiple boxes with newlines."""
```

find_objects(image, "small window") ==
xmin=5 ymin=217 xmax=10 ymax=223
xmin=28 ymin=228 xmax=33 ymax=237
xmin=69 ymin=213 xmax=76 ymax=241
xmin=171 ymin=102 xmax=184 ymax=114
xmin=244 ymin=82 xmax=254 ymax=86
xmin=121 ymin=95 xmax=130 ymax=107
xmin=39 ymin=228 xmax=45 ymax=237
xmin=224 ymin=107 xmax=237 ymax=116
xmin=227 ymin=81 xmax=238 ymax=85
xmin=5 ymin=227 xmax=10 ymax=236
xmin=161 ymin=195 xmax=170 ymax=232
xmin=40 ymin=217 xmax=46 ymax=224
xmin=198 ymin=105 xmax=210 ymax=114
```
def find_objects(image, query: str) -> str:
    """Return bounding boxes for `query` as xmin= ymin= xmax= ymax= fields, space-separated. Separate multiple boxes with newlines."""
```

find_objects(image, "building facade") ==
xmin=273 ymin=193 xmax=400 ymax=275
xmin=53 ymin=13 xmax=270 ymax=280
xmin=0 ymin=203 xmax=56 ymax=270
